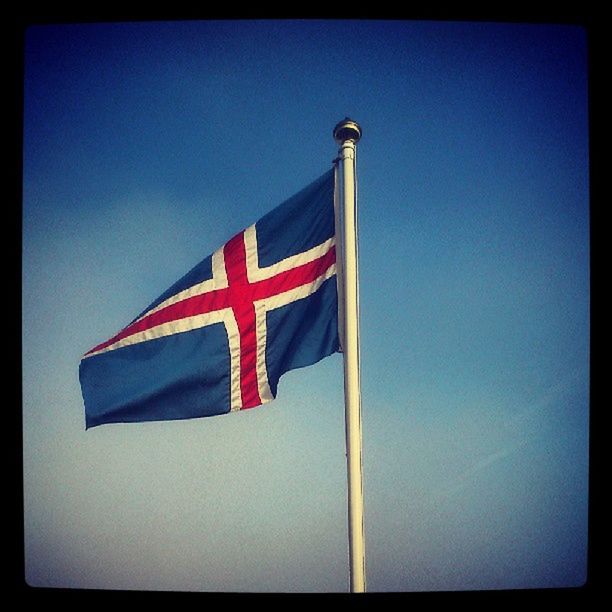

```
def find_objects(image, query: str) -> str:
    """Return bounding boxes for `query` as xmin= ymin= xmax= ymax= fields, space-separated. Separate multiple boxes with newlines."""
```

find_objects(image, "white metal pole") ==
xmin=333 ymin=118 xmax=366 ymax=593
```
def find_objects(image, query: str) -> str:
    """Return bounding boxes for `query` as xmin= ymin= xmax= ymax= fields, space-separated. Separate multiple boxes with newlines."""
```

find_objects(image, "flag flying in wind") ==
xmin=79 ymin=170 xmax=339 ymax=428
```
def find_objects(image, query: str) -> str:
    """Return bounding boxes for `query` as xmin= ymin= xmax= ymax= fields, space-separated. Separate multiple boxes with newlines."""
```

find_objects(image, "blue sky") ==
xmin=22 ymin=19 xmax=590 ymax=593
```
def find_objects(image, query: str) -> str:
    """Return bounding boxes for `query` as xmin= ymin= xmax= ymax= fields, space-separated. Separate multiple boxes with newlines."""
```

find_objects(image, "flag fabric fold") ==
xmin=79 ymin=169 xmax=339 ymax=428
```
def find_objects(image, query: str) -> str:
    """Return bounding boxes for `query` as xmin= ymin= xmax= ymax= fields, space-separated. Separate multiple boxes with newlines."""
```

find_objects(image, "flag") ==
xmin=79 ymin=170 xmax=339 ymax=428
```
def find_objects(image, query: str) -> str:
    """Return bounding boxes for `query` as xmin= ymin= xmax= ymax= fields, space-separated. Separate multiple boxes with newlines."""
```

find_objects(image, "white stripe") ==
xmin=132 ymin=247 xmax=228 ymax=323
xmin=224 ymin=312 xmax=242 ymax=412
xmin=85 ymin=307 xmax=232 ymax=358
xmin=244 ymin=224 xmax=335 ymax=283
xmin=254 ymin=302 xmax=274 ymax=404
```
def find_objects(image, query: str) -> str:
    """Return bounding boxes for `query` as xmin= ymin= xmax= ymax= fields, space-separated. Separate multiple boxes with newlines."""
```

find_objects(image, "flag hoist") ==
xmin=333 ymin=118 xmax=366 ymax=593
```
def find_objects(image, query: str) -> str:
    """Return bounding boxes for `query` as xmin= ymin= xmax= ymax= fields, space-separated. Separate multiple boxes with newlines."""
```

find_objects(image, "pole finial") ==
xmin=333 ymin=118 xmax=362 ymax=145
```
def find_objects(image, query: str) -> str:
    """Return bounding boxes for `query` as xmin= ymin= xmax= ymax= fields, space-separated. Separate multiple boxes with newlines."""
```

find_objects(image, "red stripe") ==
xmin=84 ymin=287 xmax=231 ymax=356
xmin=223 ymin=233 xmax=261 ymax=408
xmin=251 ymin=245 xmax=336 ymax=301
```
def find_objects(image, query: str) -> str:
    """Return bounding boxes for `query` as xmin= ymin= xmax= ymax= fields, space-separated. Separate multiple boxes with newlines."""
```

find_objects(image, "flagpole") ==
xmin=333 ymin=118 xmax=366 ymax=593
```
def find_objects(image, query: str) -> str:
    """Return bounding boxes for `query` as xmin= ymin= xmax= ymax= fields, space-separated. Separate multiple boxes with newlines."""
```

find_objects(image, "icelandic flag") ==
xmin=79 ymin=170 xmax=339 ymax=428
